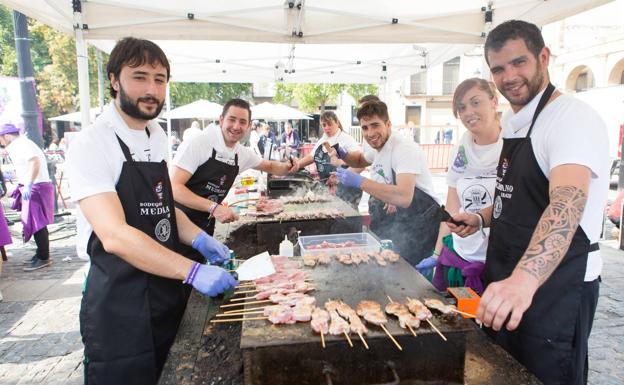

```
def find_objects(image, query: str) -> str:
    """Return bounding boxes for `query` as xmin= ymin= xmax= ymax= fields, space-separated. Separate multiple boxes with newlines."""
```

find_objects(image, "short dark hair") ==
xmin=107 ymin=37 xmax=170 ymax=98
xmin=320 ymin=111 xmax=343 ymax=131
xmin=358 ymin=94 xmax=380 ymax=106
xmin=484 ymin=20 xmax=545 ymax=64
xmin=357 ymin=100 xmax=389 ymax=123
xmin=222 ymin=98 xmax=252 ymax=121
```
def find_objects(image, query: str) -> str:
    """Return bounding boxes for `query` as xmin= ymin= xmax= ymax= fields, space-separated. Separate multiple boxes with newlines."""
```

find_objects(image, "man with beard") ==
xmin=447 ymin=20 xmax=608 ymax=385
xmin=66 ymin=37 xmax=237 ymax=385
xmin=170 ymin=99 xmax=299 ymax=237
xmin=334 ymin=99 xmax=442 ymax=266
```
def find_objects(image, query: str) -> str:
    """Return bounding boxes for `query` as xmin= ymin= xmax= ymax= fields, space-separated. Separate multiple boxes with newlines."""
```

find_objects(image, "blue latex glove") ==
xmin=192 ymin=231 xmax=230 ymax=265
xmin=22 ymin=182 xmax=33 ymax=201
xmin=186 ymin=263 xmax=238 ymax=297
xmin=415 ymin=255 xmax=438 ymax=277
xmin=336 ymin=167 xmax=363 ymax=188
xmin=336 ymin=145 xmax=348 ymax=160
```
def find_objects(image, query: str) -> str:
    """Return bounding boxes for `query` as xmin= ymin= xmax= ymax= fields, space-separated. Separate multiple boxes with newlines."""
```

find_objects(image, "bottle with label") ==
xmin=279 ymin=235 xmax=294 ymax=257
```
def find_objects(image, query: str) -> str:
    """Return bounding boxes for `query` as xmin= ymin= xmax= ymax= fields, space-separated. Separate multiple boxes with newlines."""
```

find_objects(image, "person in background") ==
xmin=280 ymin=121 xmax=300 ymax=157
xmin=408 ymin=121 xmax=420 ymax=143
xmin=0 ymin=123 xmax=54 ymax=271
xmin=0 ymin=167 xmax=13 ymax=301
xmin=335 ymin=99 xmax=441 ymax=265
xmin=170 ymin=99 xmax=299 ymax=240
xmin=443 ymin=124 xmax=454 ymax=144
xmin=67 ymin=37 xmax=236 ymax=385
xmin=416 ymin=78 xmax=502 ymax=294
xmin=257 ymin=123 xmax=277 ymax=157
xmin=447 ymin=20 xmax=609 ymax=385
xmin=182 ymin=120 xmax=202 ymax=142
xmin=297 ymin=111 xmax=364 ymax=209
xmin=249 ymin=120 xmax=261 ymax=155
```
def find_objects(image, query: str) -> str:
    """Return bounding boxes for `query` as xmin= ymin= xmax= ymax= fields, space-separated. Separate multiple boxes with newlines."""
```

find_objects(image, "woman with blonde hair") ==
xmin=416 ymin=78 xmax=502 ymax=294
xmin=298 ymin=111 xmax=363 ymax=208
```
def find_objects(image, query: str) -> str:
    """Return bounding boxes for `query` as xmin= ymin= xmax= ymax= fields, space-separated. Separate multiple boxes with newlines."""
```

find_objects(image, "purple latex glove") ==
xmin=415 ymin=255 xmax=438 ymax=276
xmin=22 ymin=183 xmax=33 ymax=201
xmin=192 ymin=231 xmax=230 ymax=265
xmin=185 ymin=263 xmax=238 ymax=297
xmin=336 ymin=167 xmax=363 ymax=188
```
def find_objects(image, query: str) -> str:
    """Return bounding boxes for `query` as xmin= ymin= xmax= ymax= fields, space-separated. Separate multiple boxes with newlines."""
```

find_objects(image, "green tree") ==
xmin=169 ymin=82 xmax=252 ymax=108
xmin=345 ymin=84 xmax=378 ymax=104
xmin=272 ymin=83 xmax=378 ymax=113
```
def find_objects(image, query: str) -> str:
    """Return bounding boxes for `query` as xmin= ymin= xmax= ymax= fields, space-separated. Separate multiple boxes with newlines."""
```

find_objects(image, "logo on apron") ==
xmin=493 ymin=195 xmax=503 ymax=219
xmin=153 ymin=181 xmax=164 ymax=201
xmin=155 ymin=218 xmax=171 ymax=242
xmin=462 ymin=184 xmax=491 ymax=212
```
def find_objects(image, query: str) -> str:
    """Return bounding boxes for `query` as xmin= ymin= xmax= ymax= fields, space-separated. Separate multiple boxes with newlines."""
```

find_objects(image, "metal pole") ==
xmin=96 ymin=49 xmax=105 ymax=113
xmin=166 ymin=83 xmax=172 ymax=163
xmin=12 ymin=11 xmax=43 ymax=148
xmin=73 ymin=0 xmax=91 ymax=129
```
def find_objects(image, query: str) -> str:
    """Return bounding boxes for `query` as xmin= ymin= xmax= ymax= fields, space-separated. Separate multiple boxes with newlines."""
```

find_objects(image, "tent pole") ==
xmin=96 ymin=49 xmax=105 ymax=112
xmin=166 ymin=83 xmax=172 ymax=163
xmin=73 ymin=1 xmax=91 ymax=129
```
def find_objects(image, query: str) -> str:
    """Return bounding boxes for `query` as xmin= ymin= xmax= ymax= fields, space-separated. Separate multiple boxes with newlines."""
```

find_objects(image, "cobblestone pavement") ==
xmin=1 ymin=207 xmax=623 ymax=384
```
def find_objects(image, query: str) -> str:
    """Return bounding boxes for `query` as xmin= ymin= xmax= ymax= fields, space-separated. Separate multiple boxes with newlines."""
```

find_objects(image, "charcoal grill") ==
xmin=240 ymin=256 xmax=473 ymax=385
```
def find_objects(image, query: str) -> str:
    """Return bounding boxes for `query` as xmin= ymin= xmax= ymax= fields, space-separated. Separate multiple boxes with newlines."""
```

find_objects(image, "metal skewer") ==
xmin=210 ymin=316 xmax=268 ymax=323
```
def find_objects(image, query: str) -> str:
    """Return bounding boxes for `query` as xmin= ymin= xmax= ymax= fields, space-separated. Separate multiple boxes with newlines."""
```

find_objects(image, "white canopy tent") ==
xmin=162 ymin=99 xmax=223 ymax=119
xmin=251 ymin=102 xmax=312 ymax=121
xmin=2 ymin=0 xmax=614 ymax=127
xmin=49 ymin=107 xmax=103 ymax=122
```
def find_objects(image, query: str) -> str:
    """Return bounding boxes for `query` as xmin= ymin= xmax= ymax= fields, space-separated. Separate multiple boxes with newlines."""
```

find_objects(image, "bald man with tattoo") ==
xmin=448 ymin=21 xmax=608 ymax=385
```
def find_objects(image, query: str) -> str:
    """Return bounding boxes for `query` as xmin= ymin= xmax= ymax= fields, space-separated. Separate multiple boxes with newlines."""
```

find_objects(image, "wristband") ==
xmin=183 ymin=262 xmax=201 ymax=284
xmin=474 ymin=212 xmax=486 ymax=236
xmin=433 ymin=250 xmax=440 ymax=256
xmin=208 ymin=202 xmax=219 ymax=216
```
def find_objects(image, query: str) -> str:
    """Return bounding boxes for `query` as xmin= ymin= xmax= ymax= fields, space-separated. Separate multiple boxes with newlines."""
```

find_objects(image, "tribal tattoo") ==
xmin=517 ymin=185 xmax=588 ymax=284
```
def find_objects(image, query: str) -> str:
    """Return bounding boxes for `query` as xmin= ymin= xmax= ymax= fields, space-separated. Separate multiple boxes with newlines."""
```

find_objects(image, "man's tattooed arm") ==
xmin=517 ymin=185 xmax=588 ymax=284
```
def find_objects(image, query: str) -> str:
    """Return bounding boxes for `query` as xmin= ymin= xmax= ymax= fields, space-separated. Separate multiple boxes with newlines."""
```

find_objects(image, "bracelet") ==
xmin=183 ymin=262 xmax=201 ymax=284
xmin=474 ymin=212 xmax=486 ymax=236
xmin=208 ymin=202 xmax=219 ymax=217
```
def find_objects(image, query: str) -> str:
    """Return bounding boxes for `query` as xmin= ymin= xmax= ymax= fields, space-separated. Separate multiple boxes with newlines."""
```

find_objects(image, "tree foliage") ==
xmin=273 ymin=83 xmax=378 ymax=113
xmin=169 ymin=82 xmax=252 ymax=107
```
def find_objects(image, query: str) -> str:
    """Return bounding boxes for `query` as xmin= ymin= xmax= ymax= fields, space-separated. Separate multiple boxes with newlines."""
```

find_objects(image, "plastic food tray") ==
xmin=298 ymin=232 xmax=381 ymax=256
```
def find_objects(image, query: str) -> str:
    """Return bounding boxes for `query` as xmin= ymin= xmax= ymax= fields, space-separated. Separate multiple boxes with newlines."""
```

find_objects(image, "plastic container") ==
xmin=279 ymin=235 xmax=294 ymax=257
xmin=298 ymin=232 xmax=380 ymax=256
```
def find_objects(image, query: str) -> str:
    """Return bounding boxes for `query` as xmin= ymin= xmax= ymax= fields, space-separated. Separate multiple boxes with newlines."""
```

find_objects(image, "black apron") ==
xmin=486 ymin=84 xmax=599 ymax=385
xmin=80 ymin=134 xmax=188 ymax=385
xmin=312 ymin=137 xmax=362 ymax=209
xmin=175 ymin=148 xmax=239 ymax=236
xmin=369 ymin=169 xmax=441 ymax=266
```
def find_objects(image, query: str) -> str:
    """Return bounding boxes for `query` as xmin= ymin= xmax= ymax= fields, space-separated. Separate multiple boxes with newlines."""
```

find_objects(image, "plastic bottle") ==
xmin=279 ymin=235 xmax=294 ymax=257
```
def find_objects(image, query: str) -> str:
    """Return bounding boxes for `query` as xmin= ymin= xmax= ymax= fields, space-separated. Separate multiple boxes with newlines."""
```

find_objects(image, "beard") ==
xmin=118 ymin=84 xmax=164 ymax=120
xmin=501 ymin=64 xmax=545 ymax=108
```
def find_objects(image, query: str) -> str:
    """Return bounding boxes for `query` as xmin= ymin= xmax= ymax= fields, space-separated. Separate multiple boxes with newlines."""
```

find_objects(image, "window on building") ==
xmin=574 ymin=69 xmax=595 ymax=92
xmin=442 ymin=57 xmax=460 ymax=95
xmin=410 ymin=72 xmax=427 ymax=95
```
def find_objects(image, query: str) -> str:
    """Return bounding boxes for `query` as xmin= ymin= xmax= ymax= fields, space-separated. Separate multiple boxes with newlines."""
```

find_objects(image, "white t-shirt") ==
xmin=172 ymin=125 xmax=262 ymax=175
xmin=311 ymin=130 xmax=361 ymax=156
xmin=500 ymin=90 xmax=609 ymax=281
xmin=66 ymin=102 xmax=169 ymax=259
xmin=446 ymin=131 xmax=502 ymax=262
xmin=363 ymin=132 xmax=438 ymax=202
xmin=6 ymin=136 xmax=50 ymax=184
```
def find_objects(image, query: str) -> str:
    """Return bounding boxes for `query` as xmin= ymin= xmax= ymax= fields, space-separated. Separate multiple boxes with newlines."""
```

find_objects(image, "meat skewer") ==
xmin=385 ymin=295 xmax=419 ymax=337
xmin=356 ymin=300 xmax=402 ymax=351
xmin=311 ymin=307 xmax=330 ymax=348
xmin=406 ymin=297 xmax=447 ymax=341
xmin=325 ymin=300 xmax=354 ymax=347
xmin=423 ymin=298 xmax=471 ymax=317
xmin=334 ymin=300 xmax=369 ymax=349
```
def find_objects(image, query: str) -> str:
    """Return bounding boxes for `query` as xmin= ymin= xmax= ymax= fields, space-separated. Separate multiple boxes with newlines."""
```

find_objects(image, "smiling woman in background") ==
xmin=415 ymin=78 xmax=502 ymax=294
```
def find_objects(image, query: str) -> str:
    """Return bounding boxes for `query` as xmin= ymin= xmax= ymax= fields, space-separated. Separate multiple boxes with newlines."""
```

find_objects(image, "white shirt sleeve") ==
xmin=237 ymin=145 xmax=263 ymax=172
xmin=66 ymin=133 xmax=117 ymax=202
xmin=392 ymin=141 xmax=423 ymax=175
xmin=446 ymin=145 xmax=461 ymax=188
xmin=543 ymin=101 xmax=609 ymax=179
xmin=171 ymin=136 xmax=205 ymax=174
